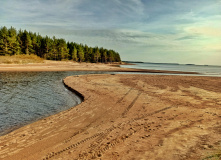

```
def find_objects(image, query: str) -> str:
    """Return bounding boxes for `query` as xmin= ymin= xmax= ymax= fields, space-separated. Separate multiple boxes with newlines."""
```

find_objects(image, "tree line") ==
xmin=0 ymin=26 xmax=121 ymax=63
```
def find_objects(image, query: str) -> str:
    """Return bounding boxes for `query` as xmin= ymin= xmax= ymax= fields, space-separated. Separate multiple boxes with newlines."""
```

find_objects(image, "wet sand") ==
xmin=0 ymin=74 xmax=220 ymax=160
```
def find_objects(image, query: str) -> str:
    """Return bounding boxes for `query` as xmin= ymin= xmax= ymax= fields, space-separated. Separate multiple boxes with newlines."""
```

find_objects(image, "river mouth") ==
xmin=0 ymin=71 xmax=106 ymax=136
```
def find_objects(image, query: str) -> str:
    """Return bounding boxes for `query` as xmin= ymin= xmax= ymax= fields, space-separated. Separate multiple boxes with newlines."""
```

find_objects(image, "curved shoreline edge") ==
xmin=62 ymin=78 xmax=85 ymax=102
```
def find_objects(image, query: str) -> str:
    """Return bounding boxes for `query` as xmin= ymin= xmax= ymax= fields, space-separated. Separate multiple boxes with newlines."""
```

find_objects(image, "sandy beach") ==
xmin=0 ymin=69 xmax=220 ymax=159
xmin=0 ymin=61 xmax=198 ymax=74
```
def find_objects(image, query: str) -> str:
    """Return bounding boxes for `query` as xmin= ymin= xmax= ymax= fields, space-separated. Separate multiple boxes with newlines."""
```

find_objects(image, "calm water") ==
xmin=121 ymin=62 xmax=221 ymax=77
xmin=0 ymin=71 xmax=105 ymax=136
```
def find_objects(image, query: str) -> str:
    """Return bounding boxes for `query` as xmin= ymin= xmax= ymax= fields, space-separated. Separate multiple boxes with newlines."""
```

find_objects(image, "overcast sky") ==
xmin=1 ymin=0 xmax=221 ymax=65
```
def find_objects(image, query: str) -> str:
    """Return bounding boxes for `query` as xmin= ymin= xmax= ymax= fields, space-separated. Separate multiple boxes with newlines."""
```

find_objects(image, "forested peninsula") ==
xmin=0 ymin=26 xmax=121 ymax=63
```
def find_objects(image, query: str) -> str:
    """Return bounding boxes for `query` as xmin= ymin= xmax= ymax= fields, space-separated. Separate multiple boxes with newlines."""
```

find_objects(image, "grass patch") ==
xmin=0 ymin=55 xmax=44 ymax=64
xmin=202 ymin=149 xmax=221 ymax=160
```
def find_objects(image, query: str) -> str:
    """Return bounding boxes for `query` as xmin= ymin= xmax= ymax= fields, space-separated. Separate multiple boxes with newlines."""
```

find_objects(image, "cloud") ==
xmin=185 ymin=26 xmax=221 ymax=37
xmin=1 ymin=0 xmax=146 ymax=31
xmin=1 ymin=0 xmax=221 ymax=65
xmin=175 ymin=35 xmax=199 ymax=41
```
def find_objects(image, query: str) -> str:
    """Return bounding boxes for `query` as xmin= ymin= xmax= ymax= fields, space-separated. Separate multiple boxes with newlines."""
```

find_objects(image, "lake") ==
xmin=121 ymin=62 xmax=221 ymax=77
xmin=0 ymin=71 xmax=105 ymax=136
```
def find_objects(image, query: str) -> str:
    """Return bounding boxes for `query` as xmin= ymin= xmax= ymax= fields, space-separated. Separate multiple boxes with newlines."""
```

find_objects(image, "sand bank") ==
xmin=0 ymin=74 xmax=220 ymax=160
xmin=0 ymin=61 xmax=198 ymax=74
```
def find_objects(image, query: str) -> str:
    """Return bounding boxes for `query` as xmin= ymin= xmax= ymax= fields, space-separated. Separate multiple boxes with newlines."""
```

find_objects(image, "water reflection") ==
xmin=0 ymin=71 xmax=102 ymax=136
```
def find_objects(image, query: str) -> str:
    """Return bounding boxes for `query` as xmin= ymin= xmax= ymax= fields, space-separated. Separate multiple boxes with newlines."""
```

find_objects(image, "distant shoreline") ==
xmin=123 ymin=61 xmax=221 ymax=67
xmin=0 ymin=60 xmax=198 ymax=75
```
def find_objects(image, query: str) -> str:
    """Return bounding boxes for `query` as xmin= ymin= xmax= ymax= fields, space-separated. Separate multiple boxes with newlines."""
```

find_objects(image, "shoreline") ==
xmin=0 ymin=61 xmax=198 ymax=74
xmin=62 ymin=79 xmax=85 ymax=102
xmin=0 ymin=74 xmax=220 ymax=159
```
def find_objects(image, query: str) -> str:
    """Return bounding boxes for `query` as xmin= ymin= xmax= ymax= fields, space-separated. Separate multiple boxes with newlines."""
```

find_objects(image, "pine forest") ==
xmin=0 ymin=26 xmax=121 ymax=63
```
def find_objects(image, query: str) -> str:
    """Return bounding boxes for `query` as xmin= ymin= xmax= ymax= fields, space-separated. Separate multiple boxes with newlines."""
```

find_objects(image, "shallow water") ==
xmin=0 ymin=71 xmax=104 ymax=136
xmin=121 ymin=62 xmax=221 ymax=77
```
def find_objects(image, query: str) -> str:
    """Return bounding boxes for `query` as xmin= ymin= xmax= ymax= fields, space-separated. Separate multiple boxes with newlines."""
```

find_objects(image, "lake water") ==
xmin=0 ymin=71 xmax=105 ymax=136
xmin=121 ymin=62 xmax=221 ymax=77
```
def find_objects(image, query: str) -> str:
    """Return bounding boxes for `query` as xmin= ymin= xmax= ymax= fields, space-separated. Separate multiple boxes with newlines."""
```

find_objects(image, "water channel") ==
xmin=0 ymin=71 xmax=106 ymax=136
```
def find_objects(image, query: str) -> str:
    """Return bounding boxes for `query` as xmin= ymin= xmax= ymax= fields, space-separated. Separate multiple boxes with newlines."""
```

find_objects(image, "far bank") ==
xmin=0 ymin=60 xmax=198 ymax=74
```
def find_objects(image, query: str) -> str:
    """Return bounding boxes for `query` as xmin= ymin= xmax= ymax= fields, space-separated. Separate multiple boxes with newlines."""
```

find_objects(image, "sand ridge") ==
xmin=0 ymin=74 xmax=220 ymax=160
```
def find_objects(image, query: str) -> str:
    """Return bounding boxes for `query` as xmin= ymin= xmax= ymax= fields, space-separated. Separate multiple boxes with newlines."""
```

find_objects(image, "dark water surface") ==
xmin=0 ymin=71 xmax=105 ymax=136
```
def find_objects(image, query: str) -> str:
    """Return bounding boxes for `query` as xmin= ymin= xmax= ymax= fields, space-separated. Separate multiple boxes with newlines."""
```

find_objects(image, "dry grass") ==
xmin=202 ymin=153 xmax=221 ymax=160
xmin=202 ymin=148 xmax=221 ymax=160
xmin=0 ymin=55 xmax=44 ymax=64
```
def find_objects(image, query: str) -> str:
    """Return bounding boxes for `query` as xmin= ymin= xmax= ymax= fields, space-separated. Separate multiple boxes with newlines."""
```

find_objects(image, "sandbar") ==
xmin=0 ymin=61 xmax=198 ymax=74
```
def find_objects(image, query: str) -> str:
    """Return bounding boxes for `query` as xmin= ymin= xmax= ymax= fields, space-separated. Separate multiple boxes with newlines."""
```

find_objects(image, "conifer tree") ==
xmin=103 ymin=50 xmax=107 ymax=63
xmin=94 ymin=47 xmax=100 ymax=63
xmin=72 ymin=46 xmax=78 ymax=61
xmin=84 ymin=44 xmax=90 ymax=62
xmin=108 ymin=50 xmax=114 ymax=63
xmin=21 ymin=30 xmax=32 ymax=54
xmin=78 ymin=46 xmax=84 ymax=62
xmin=0 ymin=26 xmax=9 ymax=55
xmin=8 ymin=27 xmax=20 ymax=55
xmin=57 ymin=38 xmax=69 ymax=60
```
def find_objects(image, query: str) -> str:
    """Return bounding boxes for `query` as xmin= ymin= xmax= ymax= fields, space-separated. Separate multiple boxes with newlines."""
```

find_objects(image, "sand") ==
xmin=0 ymin=72 xmax=220 ymax=160
xmin=0 ymin=61 xmax=198 ymax=74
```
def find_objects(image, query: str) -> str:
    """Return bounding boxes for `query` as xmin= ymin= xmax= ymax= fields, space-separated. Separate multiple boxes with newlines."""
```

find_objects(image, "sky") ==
xmin=1 ymin=0 xmax=221 ymax=65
